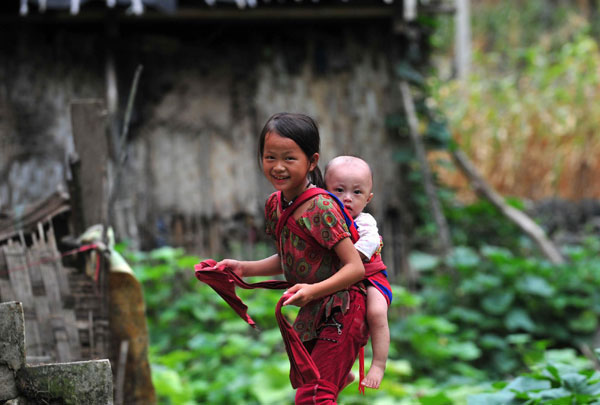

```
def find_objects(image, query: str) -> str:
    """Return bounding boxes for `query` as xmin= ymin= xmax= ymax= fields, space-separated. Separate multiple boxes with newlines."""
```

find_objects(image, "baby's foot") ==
xmin=342 ymin=372 xmax=355 ymax=389
xmin=361 ymin=365 xmax=384 ymax=389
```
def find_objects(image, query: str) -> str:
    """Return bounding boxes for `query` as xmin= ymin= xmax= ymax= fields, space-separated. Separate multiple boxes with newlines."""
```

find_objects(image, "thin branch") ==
xmin=451 ymin=149 xmax=565 ymax=265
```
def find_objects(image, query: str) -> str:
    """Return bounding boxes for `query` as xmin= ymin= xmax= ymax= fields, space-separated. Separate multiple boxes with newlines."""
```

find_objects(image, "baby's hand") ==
xmin=215 ymin=259 xmax=243 ymax=277
xmin=283 ymin=284 xmax=317 ymax=307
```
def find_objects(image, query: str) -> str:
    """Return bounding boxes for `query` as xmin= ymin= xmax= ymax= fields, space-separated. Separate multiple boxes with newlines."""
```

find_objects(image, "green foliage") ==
xmin=468 ymin=349 xmax=600 ymax=404
xmin=399 ymin=236 xmax=600 ymax=381
xmin=121 ymin=231 xmax=600 ymax=404
xmin=444 ymin=200 xmax=524 ymax=251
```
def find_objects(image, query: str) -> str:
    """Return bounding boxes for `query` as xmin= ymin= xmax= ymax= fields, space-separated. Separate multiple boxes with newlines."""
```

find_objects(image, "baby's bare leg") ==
xmin=362 ymin=286 xmax=389 ymax=389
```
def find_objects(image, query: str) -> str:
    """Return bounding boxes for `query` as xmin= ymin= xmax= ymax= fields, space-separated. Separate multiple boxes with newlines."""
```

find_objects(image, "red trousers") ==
xmin=295 ymin=289 xmax=369 ymax=404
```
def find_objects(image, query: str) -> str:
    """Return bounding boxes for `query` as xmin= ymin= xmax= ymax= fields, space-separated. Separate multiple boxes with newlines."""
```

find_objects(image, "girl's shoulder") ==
xmin=264 ymin=192 xmax=280 ymax=236
xmin=265 ymin=191 xmax=279 ymax=208
xmin=303 ymin=192 xmax=338 ymax=214
xmin=265 ymin=191 xmax=280 ymax=217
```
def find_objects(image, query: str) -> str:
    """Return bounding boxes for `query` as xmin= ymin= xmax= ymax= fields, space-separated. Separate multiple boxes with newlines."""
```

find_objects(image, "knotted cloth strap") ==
xmin=194 ymin=260 xmax=320 ymax=388
xmin=277 ymin=292 xmax=321 ymax=388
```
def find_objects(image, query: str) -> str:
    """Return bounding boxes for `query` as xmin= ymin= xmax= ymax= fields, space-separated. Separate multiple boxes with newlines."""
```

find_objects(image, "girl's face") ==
xmin=262 ymin=131 xmax=318 ymax=201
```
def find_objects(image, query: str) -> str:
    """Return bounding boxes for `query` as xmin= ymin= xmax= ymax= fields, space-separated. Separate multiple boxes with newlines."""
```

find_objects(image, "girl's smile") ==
xmin=262 ymin=131 xmax=318 ymax=202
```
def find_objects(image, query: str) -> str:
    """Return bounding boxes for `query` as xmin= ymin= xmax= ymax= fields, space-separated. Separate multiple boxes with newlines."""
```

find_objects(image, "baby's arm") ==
xmin=354 ymin=213 xmax=381 ymax=261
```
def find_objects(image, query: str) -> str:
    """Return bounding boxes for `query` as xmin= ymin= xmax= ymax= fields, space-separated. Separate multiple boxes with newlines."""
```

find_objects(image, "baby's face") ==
xmin=325 ymin=163 xmax=373 ymax=219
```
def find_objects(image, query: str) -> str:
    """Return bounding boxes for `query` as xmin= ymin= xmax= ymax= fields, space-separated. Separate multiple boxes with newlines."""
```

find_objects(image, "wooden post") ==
xmin=454 ymin=0 xmax=472 ymax=79
xmin=114 ymin=340 xmax=129 ymax=405
xmin=69 ymin=100 xmax=109 ymax=232
xmin=69 ymin=99 xmax=111 ymax=362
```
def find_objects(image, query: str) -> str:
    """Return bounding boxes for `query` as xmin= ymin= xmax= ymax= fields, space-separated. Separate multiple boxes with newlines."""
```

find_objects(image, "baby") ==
xmin=325 ymin=156 xmax=390 ymax=389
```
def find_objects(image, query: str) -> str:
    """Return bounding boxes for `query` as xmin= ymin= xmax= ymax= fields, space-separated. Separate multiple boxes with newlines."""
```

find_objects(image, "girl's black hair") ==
xmin=258 ymin=112 xmax=325 ymax=188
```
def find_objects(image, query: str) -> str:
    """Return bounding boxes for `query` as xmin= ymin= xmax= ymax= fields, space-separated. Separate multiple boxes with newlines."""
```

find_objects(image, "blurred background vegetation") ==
xmin=123 ymin=0 xmax=600 ymax=403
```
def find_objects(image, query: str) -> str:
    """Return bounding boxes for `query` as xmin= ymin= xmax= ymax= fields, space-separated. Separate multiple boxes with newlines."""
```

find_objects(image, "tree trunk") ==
xmin=400 ymin=81 xmax=453 ymax=258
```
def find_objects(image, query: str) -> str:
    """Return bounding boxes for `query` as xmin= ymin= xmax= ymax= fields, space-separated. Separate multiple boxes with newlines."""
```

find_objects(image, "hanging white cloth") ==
xmin=70 ymin=0 xmax=80 ymax=15
xmin=20 ymin=0 xmax=28 ymax=15
xmin=130 ymin=0 xmax=144 ymax=15
xmin=404 ymin=0 xmax=416 ymax=20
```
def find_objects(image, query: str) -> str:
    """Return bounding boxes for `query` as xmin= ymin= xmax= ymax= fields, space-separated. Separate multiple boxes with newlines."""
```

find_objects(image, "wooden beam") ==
xmin=69 ymin=100 xmax=109 ymax=233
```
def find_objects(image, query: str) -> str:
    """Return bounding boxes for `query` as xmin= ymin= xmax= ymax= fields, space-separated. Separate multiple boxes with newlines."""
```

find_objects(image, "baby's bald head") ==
xmin=325 ymin=156 xmax=373 ymax=192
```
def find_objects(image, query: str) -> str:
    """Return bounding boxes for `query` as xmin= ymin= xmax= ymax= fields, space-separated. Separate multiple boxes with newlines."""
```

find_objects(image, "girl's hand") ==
xmin=283 ymin=284 xmax=318 ymax=307
xmin=215 ymin=259 xmax=244 ymax=278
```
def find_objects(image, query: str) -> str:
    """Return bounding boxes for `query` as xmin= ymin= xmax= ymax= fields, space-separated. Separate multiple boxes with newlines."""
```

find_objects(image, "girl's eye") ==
xmin=354 ymin=190 xmax=362 ymax=195
xmin=285 ymin=156 xmax=296 ymax=161
xmin=264 ymin=155 xmax=275 ymax=160
xmin=335 ymin=188 xmax=344 ymax=193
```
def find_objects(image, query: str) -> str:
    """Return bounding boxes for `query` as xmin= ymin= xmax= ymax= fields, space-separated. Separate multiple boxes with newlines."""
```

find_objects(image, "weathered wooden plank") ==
xmin=4 ymin=244 xmax=34 ymax=309
xmin=33 ymin=296 xmax=55 ymax=357
xmin=0 ymin=249 xmax=16 ymax=302
xmin=0 ymin=278 xmax=16 ymax=302
xmin=63 ymin=309 xmax=82 ymax=360
xmin=26 ymin=248 xmax=46 ymax=297
xmin=35 ymin=249 xmax=62 ymax=313
xmin=70 ymin=100 xmax=109 ymax=232
xmin=51 ymin=316 xmax=71 ymax=362
xmin=0 ymin=191 xmax=69 ymax=242
xmin=45 ymin=226 xmax=72 ymax=299
xmin=35 ymin=241 xmax=81 ymax=360
xmin=24 ymin=316 xmax=43 ymax=357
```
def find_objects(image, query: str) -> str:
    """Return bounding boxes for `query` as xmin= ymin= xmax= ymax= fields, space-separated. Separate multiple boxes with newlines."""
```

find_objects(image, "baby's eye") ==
xmin=354 ymin=190 xmax=362 ymax=195
xmin=335 ymin=187 xmax=344 ymax=193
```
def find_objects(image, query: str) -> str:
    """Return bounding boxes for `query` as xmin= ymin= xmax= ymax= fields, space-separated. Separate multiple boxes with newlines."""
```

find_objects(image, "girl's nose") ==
xmin=273 ymin=160 xmax=285 ymax=171
xmin=343 ymin=193 xmax=352 ymax=202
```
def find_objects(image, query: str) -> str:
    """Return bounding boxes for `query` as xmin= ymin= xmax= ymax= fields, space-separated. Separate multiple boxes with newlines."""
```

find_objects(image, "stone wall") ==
xmin=0 ymin=301 xmax=113 ymax=404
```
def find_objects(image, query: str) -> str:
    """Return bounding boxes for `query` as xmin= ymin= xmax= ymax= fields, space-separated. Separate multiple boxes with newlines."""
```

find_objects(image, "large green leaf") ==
xmin=447 ymin=246 xmax=481 ymax=269
xmin=419 ymin=392 xmax=453 ymax=405
xmin=505 ymin=376 xmax=551 ymax=393
xmin=516 ymin=275 xmax=555 ymax=297
xmin=482 ymin=291 xmax=515 ymax=315
xmin=504 ymin=308 xmax=536 ymax=332
xmin=467 ymin=391 xmax=514 ymax=405
xmin=410 ymin=251 xmax=441 ymax=272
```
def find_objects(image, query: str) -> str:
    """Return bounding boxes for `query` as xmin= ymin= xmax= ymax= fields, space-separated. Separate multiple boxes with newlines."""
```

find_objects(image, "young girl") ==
xmin=216 ymin=112 xmax=368 ymax=403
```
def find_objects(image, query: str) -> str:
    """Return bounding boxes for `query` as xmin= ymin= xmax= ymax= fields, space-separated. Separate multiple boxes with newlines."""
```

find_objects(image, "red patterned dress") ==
xmin=265 ymin=191 xmax=369 ymax=402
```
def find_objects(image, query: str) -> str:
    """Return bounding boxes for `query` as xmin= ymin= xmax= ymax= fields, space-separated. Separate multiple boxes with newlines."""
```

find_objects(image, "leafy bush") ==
xmin=119 ymin=235 xmax=600 ymax=403
xmin=469 ymin=349 xmax=600 ymax=404
xmin=402 ymin=236 xmax=600 ymax=380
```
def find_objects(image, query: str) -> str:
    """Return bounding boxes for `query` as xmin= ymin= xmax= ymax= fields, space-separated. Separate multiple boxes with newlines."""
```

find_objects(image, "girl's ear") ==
xmin=309 ymin=153 xmax=319 ymax=171
xmin=366 ymin=192 xmax=374 ymax=204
